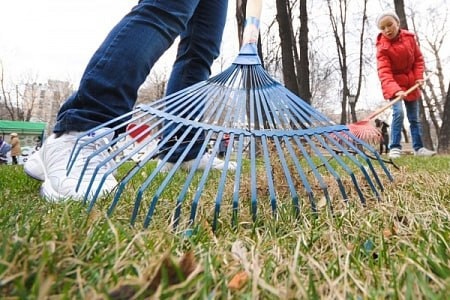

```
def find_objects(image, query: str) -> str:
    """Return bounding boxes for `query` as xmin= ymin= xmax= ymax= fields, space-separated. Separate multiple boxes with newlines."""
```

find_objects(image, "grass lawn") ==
xmin=0 ymin=154 xmax=449 ymax=299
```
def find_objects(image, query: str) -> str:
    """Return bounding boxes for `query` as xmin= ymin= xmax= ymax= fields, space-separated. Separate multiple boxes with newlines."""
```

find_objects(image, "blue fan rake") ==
xmin=66 ymin=42 xmax=393 ymax=231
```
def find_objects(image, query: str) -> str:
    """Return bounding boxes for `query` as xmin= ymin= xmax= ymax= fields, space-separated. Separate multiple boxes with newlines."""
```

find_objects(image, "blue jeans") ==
xmin=54 ymin=0 xmax=228 ymax=140
xmin=390 ymin=99 xmax=424 ymax=151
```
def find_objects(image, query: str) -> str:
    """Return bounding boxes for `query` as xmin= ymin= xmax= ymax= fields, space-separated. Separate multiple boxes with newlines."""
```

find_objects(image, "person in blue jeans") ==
xmin=24 ymin=0 xmax=237 ymax=201
xmin=376 ymin=11 xmax=436 ymax=159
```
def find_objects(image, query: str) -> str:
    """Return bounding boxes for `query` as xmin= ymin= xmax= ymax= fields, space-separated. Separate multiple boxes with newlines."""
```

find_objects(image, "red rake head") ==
xmin=347 ymin=121 xmax=382 ymax=144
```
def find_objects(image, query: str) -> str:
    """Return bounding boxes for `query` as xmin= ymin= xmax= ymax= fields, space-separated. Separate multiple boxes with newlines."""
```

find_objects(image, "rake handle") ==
xmin=242 ymin=0 xmax=262 ymax=45
xmin=365 ymin=74 xmax=431 ymax=121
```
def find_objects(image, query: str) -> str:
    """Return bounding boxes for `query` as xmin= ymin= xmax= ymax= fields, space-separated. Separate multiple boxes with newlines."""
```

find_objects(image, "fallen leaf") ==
xmin=108 ymin=251 xmax=198 ymax=299
xmin=148 ymin=251 xmax=197 ymax=290
xmin=228 ymin=271 xmax=249 ymax=291
xmin=383 ymin=228 xmax=393 ymax=238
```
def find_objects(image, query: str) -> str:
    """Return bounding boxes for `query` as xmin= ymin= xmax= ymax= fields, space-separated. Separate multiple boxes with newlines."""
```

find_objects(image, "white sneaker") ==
xmin=157 ymin=152 xmax=237 ymax=173
xmin=24 ymin=151 xmax=45 ymax=181
xmin=182 ymin=152 xmax=237 ymax=171
xmin=24 ymin=129 xmax=118 ymax=202
xmin=414 ymin=147 xmax=436 ymax=157
xmin=388 ymin=148 xmax=401 ymax=159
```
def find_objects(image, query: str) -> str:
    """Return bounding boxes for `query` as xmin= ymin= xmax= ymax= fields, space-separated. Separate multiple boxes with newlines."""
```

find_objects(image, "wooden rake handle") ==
xmin=365 ymin=74 xmax=431 ymax=121
xmin=242 ymin=0 xmax=263 ymax=45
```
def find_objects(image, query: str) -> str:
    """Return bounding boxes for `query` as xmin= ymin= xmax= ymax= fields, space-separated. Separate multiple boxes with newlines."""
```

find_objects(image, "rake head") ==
xmin=69 ymin=44 xmax=393 ymax=231
xmin=347 ymin=120 xmax=383 ymax=145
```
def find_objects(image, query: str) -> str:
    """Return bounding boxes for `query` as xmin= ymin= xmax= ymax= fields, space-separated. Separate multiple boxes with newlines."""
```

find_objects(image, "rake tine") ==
xmin=261 ymin=135 xmax=278 ymax=216
xmin=186 ymin=132 xmax=229 ymax=227
xmin=231 ymin=134 xmax=246 ymax=228
xmin=254 ymin=84 xmax=301 ymax=216
xmin=272 ymin=136 xmax=301 ymax=214
xmin=137 ymin=127 xmax=202 ymax=227
xmin=212 ymin=132 xmax=237 ymax=231
xmin=107 ymin=120 xmax=184 ymax=211
xmin=324 ymin=131 xmax=386 ymax=191
xmin=282 ymin=135 xmax=317 ymax=212
xmin=67 ymin=110 xmax=139 ymax=174
xmin=249 ymin=135 xmax=258 ymax=221
xmin=291 ymin=134 xmax=329 ymax=203
xmin=79 ymin=114 xmax=163 ymax=203
xmin=301 ymin=133 xmax=350 ymax=205
xmin=315 ymin=133 xmax=377 ymax=203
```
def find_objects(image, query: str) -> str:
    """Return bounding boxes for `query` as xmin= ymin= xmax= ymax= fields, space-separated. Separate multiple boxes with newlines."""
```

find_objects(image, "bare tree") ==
xmin=1 ymin=62 xmax=22 ymax=120
xmin=437 ymin=81 xmax=450 ymax=153
xmin=394 ymin=0 xmax=435 ymax=149
xmin=326 ymin=0 xmax=368 ymax=124
xmin=297 ymin=0 xmax=312 ymax=103
xmin=276 ymin=0 xmax=299 ymax=96
xmin=137 ymin=71 xmax=168 ymax=105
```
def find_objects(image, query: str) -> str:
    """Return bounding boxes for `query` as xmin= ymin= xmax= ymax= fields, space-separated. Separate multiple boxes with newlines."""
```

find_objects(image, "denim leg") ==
xmin=54 ymin=0 xmax=201 ymax=133
xmin=161 ymin=0 xmax=228 ymax=162
xmin=389 ymin=100 xmax=404 ymax=150
xmin=405 ymin=100 xmax=424 ymax=151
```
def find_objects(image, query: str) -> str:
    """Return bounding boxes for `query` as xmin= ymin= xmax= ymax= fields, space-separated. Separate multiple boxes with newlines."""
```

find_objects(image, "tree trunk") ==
xmin=276 ymin=0 xmax=299 ymax=96
xmin=393 ymin=0 xmax=434 ymax=149
xmin=437 ymin=81 xmax=450 ymax=153
xmin=298 ymin=0 xmax=311 ymax=104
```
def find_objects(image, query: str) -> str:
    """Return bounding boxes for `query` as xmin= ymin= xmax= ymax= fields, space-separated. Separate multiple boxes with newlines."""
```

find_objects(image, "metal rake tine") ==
xmin=281 ymin=135 xmax=317 ymax=211
xmin=262 ymin=137 xmax=300 ymax=215
xmin=257 ymin=89 xmax=314 ymax=215
xmin=108 ymin=121 xmax=188 ymax=219
xmin=136 ymin=124 xmax=206 ymax=226
xmin=253 ymin=82 xmax=299 ymax=215
xmin=67 ymin=108 xmax=142 ymax=174
xmin=302 ymin=133 xmax=352 ymax=204
xmin=79 ymin=118 xmax=160 ymax=202
xmin=328 ymin=129 xmax=388 ymax=182
xmin=87 ymin=132 xmax=164 ymax=212
xmin=230 ymin=135 xmax=246 ymax=227
xmin=256 ymin=88 xmax=325 ymax=211
xmin=185 ymin=131 xmax=235 ymax=228
xmin=315 ymin=133 xmax=379 ymax=202
xmin=339 ymin=130 xmax=393 ymax=182
xmin=290 ymin=134 xmax=336 ymax=209
xmin=325 ymin=131 xmax=393 ymax=189
xmin=211 ymin=132 xmax=238 ymax=231
xmin=151 ymin=81 xmax=210 ymax=110
xmin=141 ymin=128 xmax=210 ymax=228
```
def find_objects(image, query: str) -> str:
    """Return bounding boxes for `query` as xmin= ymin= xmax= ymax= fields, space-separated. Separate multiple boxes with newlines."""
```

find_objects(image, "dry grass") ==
xmin=0 ymin=154 xmax=449 ymax=299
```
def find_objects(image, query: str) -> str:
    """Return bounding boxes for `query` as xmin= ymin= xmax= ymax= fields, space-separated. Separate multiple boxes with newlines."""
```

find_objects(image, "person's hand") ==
xmin=242 ymin=23 xmax=259 ymax=44
xmin=416 ymin=79 xmax=425 ymax=86
xmin=394 ymin=91 xmax=407 ymax=99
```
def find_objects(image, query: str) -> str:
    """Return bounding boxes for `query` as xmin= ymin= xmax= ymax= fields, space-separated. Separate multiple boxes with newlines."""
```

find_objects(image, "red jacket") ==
xmin=376 ymin=29 xmax=425 ymax=101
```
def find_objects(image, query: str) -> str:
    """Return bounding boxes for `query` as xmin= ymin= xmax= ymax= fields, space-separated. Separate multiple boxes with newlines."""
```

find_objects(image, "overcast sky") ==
xmin=1 ymin=0 xmax=447 ymax=114
xmin=0 ymin=0 xmax=241 ymax=84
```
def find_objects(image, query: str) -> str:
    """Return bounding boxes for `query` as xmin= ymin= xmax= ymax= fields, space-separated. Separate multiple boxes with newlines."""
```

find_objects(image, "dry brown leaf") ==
xmin=148 ymin=251 xmax=197 ymax=290
xmin=383 ymin=228 xmax=393 ymax=239
xmin=228 ymin=271 xmax=249 ymax=291
xmin=108 ymin=251 xmax=198 ymax=300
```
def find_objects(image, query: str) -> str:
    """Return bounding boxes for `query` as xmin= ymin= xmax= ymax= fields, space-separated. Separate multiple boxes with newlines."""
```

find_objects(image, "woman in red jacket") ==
xmin=376 ymin=11 xmax=435 ymax=158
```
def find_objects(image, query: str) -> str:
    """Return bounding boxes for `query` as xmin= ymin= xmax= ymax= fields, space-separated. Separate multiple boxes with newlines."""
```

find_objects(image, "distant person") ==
xmin=10 ymin=133 xmax=21 ymax=165
xmin=24 ymin=0 xmax=242 ymax=201
xmin=218 ymin=133 xmax=230 ymax=158
xmin=376 ymin=11 xmax=436 ymax=159
xmin=375 ymin=118 xmax=389 ymax=154
xmin=0 ymin=137 xmax=11 ymax=165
